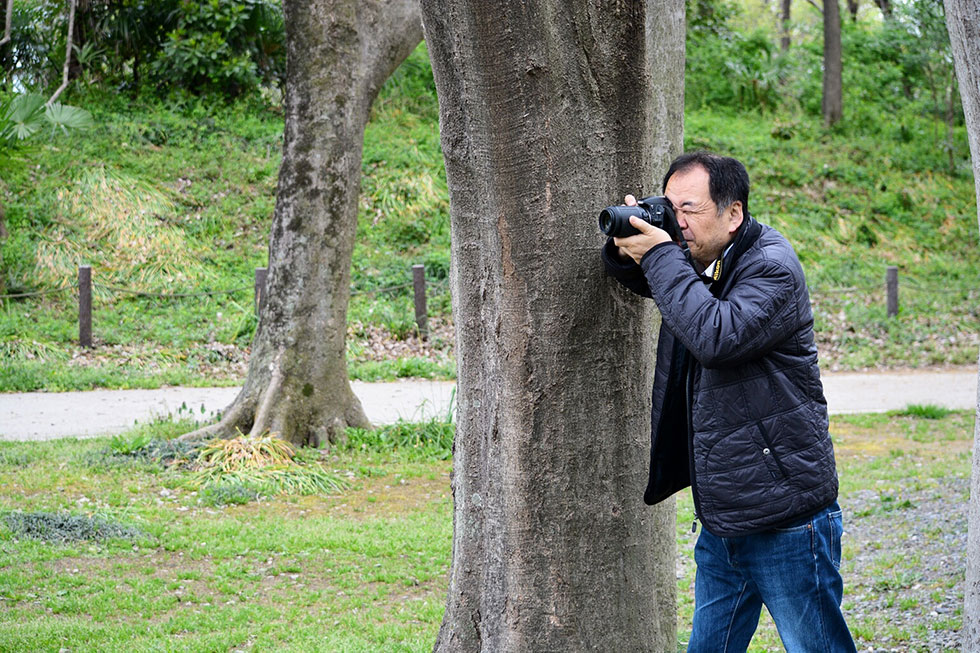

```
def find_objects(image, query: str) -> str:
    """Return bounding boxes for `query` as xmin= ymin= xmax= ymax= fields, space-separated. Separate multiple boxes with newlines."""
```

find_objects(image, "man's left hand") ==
xmin=613 ymin=215 xmax=673 ymax=264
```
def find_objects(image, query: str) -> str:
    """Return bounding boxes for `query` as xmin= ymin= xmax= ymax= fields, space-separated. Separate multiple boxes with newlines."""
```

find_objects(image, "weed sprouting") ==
xmin=109 ymin=431 xmax=155 ymax=455
xmin=892 ymin=404 xmax=955 ymax=420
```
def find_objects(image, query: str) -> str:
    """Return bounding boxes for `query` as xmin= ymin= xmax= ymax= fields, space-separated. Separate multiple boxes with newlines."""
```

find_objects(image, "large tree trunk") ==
xmin=421 ymin=1 xmax=683 ymax=650
xmin=944 ymin=0 xmax=980 ymax=646
xmin=823 ymin=0 xmax=843 ymax=126
xmin=180 ymin=0 xmax=423 ymax=447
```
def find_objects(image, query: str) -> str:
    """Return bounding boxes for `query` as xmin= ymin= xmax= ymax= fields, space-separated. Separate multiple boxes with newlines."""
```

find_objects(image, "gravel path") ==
xmin=1 ymin=368 xmax=976 ymax=441
xmin=842 ymin=477 xmax=968 ymax=652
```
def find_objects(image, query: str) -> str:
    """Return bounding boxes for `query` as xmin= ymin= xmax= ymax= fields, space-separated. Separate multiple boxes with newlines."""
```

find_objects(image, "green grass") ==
xmin=0 ymin=423 xmax=453 ymax=652
xmin=891 ymin=403 xmax=957 ymax=420
xmin=0 ymin=410 xmax=972 ymax=651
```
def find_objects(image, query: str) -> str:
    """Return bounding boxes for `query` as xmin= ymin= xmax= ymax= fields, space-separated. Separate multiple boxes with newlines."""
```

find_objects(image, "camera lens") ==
xmin=598 ymin=209 xmax=615 ymax=234
xmin=598 ymin=205 xmax=645 ymax=238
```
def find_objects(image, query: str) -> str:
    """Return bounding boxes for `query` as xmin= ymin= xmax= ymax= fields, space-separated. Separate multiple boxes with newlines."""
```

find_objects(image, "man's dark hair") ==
xmin=662 ymin=151 xmax=750 ymax=217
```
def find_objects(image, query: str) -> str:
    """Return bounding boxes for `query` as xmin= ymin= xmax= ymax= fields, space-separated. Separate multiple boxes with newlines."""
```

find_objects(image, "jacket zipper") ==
xmin=686 ymin=356 xmax=702 ymax=535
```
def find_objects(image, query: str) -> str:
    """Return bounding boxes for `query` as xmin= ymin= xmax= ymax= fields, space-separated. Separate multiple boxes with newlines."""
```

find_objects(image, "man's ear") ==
xmin=727 ymin=201 xmax=744 ymax=234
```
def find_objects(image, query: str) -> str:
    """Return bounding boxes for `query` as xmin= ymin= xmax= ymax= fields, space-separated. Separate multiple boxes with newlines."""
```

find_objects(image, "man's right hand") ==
xmin=612 ymin=194 xmax=672 ymax=264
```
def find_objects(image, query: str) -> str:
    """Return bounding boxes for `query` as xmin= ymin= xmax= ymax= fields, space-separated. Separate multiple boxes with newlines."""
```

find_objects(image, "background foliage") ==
xmin=1 ymin=0 xmax=284 ymax=96
xmin=0 ymin=0 xmax=976 ymax=392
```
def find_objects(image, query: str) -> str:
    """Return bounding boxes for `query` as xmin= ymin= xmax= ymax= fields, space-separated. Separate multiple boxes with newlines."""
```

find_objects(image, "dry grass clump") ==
xmin=34 ymin=167 xmax=206 ymax=293
xmin=193 ymin=432 xmax=348 ymax=497
xmin=196 ymin=432 xmax=295 ymax=471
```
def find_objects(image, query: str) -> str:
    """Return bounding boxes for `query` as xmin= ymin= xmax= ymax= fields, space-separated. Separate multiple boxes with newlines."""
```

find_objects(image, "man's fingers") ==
xmin=624 ymin=194 xmax=637 ymax=206
xmin=629 ymin=215 xmax=656 ymax=234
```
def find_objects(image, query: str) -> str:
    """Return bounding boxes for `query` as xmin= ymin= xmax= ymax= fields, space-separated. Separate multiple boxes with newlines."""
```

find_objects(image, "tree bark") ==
xmin=846 ymin=0 xmax=858 ymax=21
xmin=780 ymin=0 xmax=792 ymax=51
xmin=944 ymin=0 xmax=980 ymax=645
xmin=421 ymin=1 xmax=683 ymax=650
xmin=875 ymin=0 xmax=892 ymax=19
xmin=822 ymin=0 xmax=843 ymax=126
xmin=180 ymin=0 xmax=423 ymax=447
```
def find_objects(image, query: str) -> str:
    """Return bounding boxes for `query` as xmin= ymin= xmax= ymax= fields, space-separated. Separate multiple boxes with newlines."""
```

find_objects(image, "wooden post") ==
xmin=78 ymin=265 xmax=92 ymax=347
xmin=412 ymin=264 xmax=428 ymax=340
xmin=255 ymin=267 xmax=268 ymax=317
xmin=886 ymin=266 xmax=899 ymax=317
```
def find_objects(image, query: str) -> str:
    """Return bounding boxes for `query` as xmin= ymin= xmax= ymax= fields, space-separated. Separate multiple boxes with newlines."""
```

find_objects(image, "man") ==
xmin=602 ymin=151 xmax=856 ymax=651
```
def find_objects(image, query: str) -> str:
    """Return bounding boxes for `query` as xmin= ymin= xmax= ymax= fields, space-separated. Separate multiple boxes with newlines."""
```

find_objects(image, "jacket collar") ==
xmin=701 ymin=213 xmax=763 ymax=290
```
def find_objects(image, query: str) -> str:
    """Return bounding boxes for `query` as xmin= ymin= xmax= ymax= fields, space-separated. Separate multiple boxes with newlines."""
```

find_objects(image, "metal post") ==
xmin=412 ymin=264 xmax=428 ymax=340
xmin=886 ymin=266 xmax=899 ymax=317
xmin=78 ymin=265 xmax=92 ymax=347
xmin=255 ymin=267 xmax=268 ymax=317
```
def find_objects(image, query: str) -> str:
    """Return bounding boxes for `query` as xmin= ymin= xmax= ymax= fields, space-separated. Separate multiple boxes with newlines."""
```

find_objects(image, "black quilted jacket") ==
xmin=602 ymin=216 xmax=839 ymax=537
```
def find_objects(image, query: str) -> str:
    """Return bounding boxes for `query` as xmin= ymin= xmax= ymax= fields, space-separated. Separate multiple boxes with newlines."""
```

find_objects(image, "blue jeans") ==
xmin=688 ymin=502 xmax=856 ymax=652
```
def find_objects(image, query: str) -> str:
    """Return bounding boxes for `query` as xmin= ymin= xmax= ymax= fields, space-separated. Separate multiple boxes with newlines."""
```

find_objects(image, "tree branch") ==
xmin=47 ymin=0 xmax=77 ymax=105
xmin=0 ymin=0 xmax=12 ymax=48
xmin=806 ymin=0 xmax=824 ymax=14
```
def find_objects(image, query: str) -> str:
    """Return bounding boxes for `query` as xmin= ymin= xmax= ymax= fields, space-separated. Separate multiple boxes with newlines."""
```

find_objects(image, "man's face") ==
xmin=664 ymin=165 xmax=743 ymax=268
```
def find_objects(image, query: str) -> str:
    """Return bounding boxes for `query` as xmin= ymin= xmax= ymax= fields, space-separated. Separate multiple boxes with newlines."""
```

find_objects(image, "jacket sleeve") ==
xmin=640 ymin=241 xmax=804 ymax=369
xmin=601 ymin=238 xmax=652 ymax=298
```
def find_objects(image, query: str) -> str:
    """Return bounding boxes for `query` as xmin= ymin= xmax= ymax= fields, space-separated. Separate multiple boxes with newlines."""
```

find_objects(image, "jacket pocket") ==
xmin=755 ymin=421 xmax=790 ymax=479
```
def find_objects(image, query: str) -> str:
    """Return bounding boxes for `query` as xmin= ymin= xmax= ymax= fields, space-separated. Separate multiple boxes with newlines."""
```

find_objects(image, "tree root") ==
xmin=176 ymin=349 xmax=372 ymax=447
xmin=175 ymin=391 xmax=249 ymax=443
xmin=247 ymin=351 xmax=284 ymax=438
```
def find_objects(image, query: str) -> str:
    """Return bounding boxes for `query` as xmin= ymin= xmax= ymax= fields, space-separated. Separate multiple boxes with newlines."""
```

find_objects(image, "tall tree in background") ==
xmin=420 ymin=1 xmax=683 ymax=649
xmin=180 ymin=0 xmax=422 ymax=447
xmin=780 ymin=0 xmax=792 ymax=51
xmin=823 ymin=0 xmax=843 ymax=125
xmin=944 ymin=0 xmax=980 ymax=645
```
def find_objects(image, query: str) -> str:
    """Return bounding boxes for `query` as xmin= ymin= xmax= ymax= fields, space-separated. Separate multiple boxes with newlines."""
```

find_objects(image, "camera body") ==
xmin=598 ymin=196 xmax=681 ymax=239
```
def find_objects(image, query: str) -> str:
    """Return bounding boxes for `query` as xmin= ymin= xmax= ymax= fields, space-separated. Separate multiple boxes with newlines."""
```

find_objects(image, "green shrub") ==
xmin=3 ymin=0 xmax=283 ymax=97
xmin=687 ymin=28 xmax=789 ymax=113
xmin=152 ymin=0 xmax=285 ymax=97
xmin=2 ymin=510 xmax=145 ymax=543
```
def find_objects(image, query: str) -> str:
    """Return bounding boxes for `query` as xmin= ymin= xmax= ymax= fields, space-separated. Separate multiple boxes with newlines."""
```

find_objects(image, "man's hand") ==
xmin=612 ymin=194 xmax=673 ymax=264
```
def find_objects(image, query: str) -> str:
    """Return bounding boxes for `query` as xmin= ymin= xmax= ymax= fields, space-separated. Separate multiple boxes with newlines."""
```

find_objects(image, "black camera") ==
xmin=598 ymin=196 xmax=682 ymax=241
